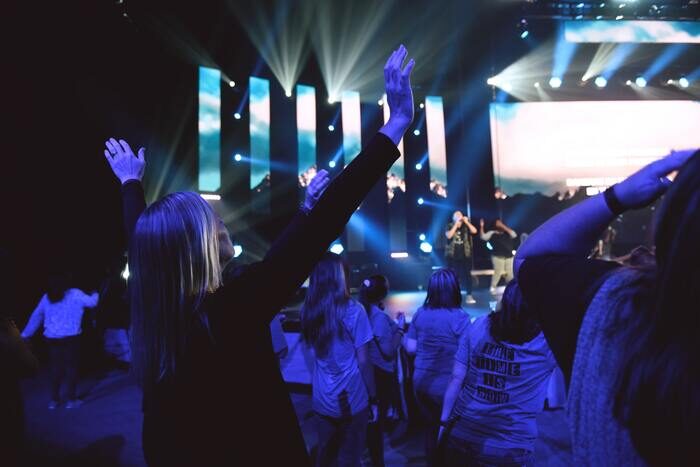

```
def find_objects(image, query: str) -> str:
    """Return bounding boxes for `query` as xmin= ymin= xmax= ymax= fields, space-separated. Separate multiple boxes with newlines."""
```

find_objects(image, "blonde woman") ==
xmin=104 ymin=47 xmax=415 ymax=466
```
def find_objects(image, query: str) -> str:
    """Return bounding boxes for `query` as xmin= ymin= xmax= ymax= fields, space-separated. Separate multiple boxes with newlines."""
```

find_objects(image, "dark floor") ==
xmin=19 ymin=289 xmax=573 ymax=467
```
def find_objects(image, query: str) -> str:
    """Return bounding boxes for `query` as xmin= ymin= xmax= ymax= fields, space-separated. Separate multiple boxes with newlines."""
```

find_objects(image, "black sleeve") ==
xmin=209 ymin=133 xmax=401 ymax=325
xmin=121 ymin=180 xmax=147 ymax=245
xmin=518 ymin=255 xmax=620 ymax=382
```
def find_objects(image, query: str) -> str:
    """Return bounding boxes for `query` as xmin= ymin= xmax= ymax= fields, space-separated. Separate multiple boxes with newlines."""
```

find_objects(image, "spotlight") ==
xmin=594 ymin=76 xmax=607 ymax=88
xmin=615 ymin=15 xmax=624 ymax=20
xmin=234 ymin=153 xmax=242 ymax=162
xmin=233 ymin=245 xmax=243 ymax=258
xmin=635 ymin=76 xmax=647 ymax=88
xmin=328 ymin=124 xmax=335 ymax=132
xmin=234 ymin=112 xmax=241 ymax=120
xmin=486 ymin=77 xmax=497 ymax=86
xmin=679 ymin=77 xmax=690 ymax=88
xmin=419 ymin=102 xmax=425 ymax=109
xmin=328 ymin=160 xmax=337 ymax=168
xmin=327 ymin=97 xmax=336 ymax=104
xmin=121 ymin=264 xmax=129 ymax=280
xmin=596 ymin=15 xmax=603 ymax=19
xmin=534 ymin=82 xmax=540 ymax=88
xmin=329 ymin=243 xmax=344 ymax=255
xmin=417 ymin=197 xmax=424 ymax=205
xmin=502 ymin=82 xmax=513 ymax=92
xmin=549 ymin=77 xmax=562 ymax=88
xmin=419 ymin=241 xmax=433 ymax=254
xmin=285 ymin=90 xmax=292 ymax=98
xmin=390 ymin=252 xmax=409 ymax=259
xmin=378 ymin=99 xmax=384 ymax=106
xmin=415 ymin=163 xmax=423 ymax=170
xmin=200 ymin=193 xmax=221 ymax=201
xmin=228 ymin=80 xmax=236 ymax=88
xmin=667 ymin=79 xmax=674 ymax=85
xmin=626 ymin=80 xmax=633 ymax=86
xmin=520 ymin=30 xmax=529 ymax=39
xmin=419 ymin=233 xmax=426 ymax=241
xmin=413 ymin=129 xmax=421 ymax=136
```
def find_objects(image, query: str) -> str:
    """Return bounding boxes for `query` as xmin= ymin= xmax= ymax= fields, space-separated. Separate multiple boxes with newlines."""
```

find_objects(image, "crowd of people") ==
xmin=2 ymin=44 xmax=698 ymax=467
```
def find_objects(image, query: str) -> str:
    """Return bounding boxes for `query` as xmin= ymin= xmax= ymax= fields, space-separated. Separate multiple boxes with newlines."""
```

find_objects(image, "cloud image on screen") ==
xmin=490 ymin=101 xmax=700 ymax=197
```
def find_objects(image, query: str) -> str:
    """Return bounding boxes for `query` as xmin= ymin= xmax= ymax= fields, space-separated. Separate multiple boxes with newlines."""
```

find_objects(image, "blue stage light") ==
xmin=417 ymin=197 xmax=424 ymax=205
xmin=549 ymin=77 xmax=563 ymax=88
xmin=233 ymin=245 xmax=243 ymax=258
xmin=228 ymin=80 xmax=236 ymax=88
xmin=330 ymin=243 xmax=344 ymax=254
xmin=234 ymin=153 xmax=243 ymax=162
xmin=413 ymin=129 xmax=421 ymax=136
xmin=594 ymin=76 xmax=607 ymax=88
xmin=419 ymin=241 xmax=433 ymax=254
xmin=635 ymin=76 xmax=647 ymax=88
xmin=328 ymin=124 xmax=335 ymax=132
xmin=419 ymin=233 xmax=426 ymax=241
xmin=328 ymin=160 xmax=337 ymax=168
xmin=679 ymin=77 xmax=690 ymax=88
xmin=234 ymin=112 xmax=241 ymax=120
xmin=415 ymin=163 xmax=423 ymax=170
xmin=520 ymin=30 xmax=529 ymax=39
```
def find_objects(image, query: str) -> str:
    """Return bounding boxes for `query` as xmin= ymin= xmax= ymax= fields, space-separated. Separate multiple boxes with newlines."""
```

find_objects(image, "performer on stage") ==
xmin=445 ymin=211 xmax=478 ymax=304
xmin=480 ymin=218 xmax=517 ymax=294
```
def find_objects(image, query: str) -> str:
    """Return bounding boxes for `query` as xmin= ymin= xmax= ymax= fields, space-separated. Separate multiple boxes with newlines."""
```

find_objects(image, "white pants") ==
xmin=491 ymin=256 xmax=514 ymax=289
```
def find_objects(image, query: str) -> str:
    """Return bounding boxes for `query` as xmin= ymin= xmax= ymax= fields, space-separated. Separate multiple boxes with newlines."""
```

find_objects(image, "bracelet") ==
xmin=603 ymin=185 xmax=626 ymax=216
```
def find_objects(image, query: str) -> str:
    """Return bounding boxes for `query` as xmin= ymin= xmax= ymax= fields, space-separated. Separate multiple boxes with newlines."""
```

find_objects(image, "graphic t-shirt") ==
xmin=311 ymin=300 xmax=373 ymax=417
xmin=451 ymin=316 xmax=556 ymax=451
xmin=368 ymin=305 xmax=398 ymax=372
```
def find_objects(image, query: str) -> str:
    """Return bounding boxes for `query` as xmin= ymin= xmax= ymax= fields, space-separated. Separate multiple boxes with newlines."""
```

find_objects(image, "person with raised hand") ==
xmin=103 ymin=45 xmax=415 ymax=467
xmin=514 ymin=148 xmax=699 ymax=466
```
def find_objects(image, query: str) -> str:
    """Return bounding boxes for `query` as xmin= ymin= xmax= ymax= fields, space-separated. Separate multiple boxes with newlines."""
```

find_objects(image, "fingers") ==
xmin=105 ymin=139 xmax=118 ymax=156
xmin=401 ymin=58 xmax=415 ymax=80
xmin=137 ymin=147 xmax=146 ymax=162
xmin=104 ymin=149 xmax=113 ymax=164
xmin=109 ymin=138 xmax=122 ymax=156
xmin=119 ymin=139 xmax=134 ymax=156
xmin=650 ymin=148 xmax=697 ymax=177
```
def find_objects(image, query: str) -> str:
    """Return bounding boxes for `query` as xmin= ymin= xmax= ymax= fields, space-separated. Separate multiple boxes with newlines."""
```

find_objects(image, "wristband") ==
xmin=603 ymin=185 xmax=626 ymax=216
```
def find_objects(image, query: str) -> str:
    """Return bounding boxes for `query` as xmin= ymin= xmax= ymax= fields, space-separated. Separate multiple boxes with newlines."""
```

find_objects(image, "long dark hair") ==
xmin=488 ymin=280 xmax=540 ymax=345
xmin=47 ymin=273 xmax=71 ymax=303
xmin=301 ymin=252 xmax=350 ymax=357
xmin=359 ymin=275 xmax=389 ymax=315
xmin=423 ymin=268 xmax=462 ymax=309
xmin=612 ymin=150 xmax=700 ymax=465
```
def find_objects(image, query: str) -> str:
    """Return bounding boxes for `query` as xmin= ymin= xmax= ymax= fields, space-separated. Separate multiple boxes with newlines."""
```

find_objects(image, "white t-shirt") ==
xmin=311 ymin=300 xmax=373 ymax=417
xmin=22 ymin=289 xmax=99 ymax=339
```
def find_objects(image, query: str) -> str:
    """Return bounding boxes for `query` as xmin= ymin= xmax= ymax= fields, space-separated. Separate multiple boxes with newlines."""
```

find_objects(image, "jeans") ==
xmin=490 ymin=256 xmax=514 ymax=289
xmin=367 ymin=367 xmax=400 ymax=467
xmin=414 ymin=389 xmax=444 ymax=467
xmin=47 ymin=335 xmax=80 ymax=401
xmin=315 ymin=408 xmax=369 ymax=467
xmin=447 ymin=254 xmax=473 ymax=295
xmin=444 ymin=435 xmax=533 ymax=467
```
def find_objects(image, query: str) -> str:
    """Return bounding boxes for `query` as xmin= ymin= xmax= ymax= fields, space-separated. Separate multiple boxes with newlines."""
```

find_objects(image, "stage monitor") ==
xmin=565 ymin=20 xmax=700 ymax=44
xmin=490 ymin=100 xmax=700 ymax=197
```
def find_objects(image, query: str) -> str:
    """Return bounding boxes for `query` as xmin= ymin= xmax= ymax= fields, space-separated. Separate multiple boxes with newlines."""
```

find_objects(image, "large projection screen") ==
xmin=490 ymin=101 xmax=700 ymax=197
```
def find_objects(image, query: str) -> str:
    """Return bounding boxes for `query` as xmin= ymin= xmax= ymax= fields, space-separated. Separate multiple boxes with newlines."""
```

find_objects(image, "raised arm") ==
xmin=218 ymin=46 xmax=415 ymax=322
xmin=103 ymin=138 xmax=147 ymax=244
xmin=514 ymin=149 xmax=696 ymax=277
xmin=445 ymin=222 xmax=460 ymax=240
xmin=463 ymin=218 xmax=478 ymax=235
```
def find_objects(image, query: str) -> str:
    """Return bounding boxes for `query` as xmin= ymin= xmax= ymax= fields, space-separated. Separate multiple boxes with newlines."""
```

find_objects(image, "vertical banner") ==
xmin=383 ymin=94 xmax=405 ymax=203
xmin=297 ymin=84 xmax=317 ymax=189
xmin=341 ymin=90 xmax=364 ymax=251
xmin=198 ymin=67 xmax=221 ymax=192
xmin=341 ymin=91 xmax=362 ymax=167
xmin=426 ymin=96 xmax=448 ymax=198
xmin=249 ymin=77 xmax=271 ymax=210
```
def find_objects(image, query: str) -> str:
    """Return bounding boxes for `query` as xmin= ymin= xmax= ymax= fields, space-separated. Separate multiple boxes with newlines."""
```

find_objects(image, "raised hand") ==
xmin=303 ymin=169 xmax=331 ymax=212
xmin=614 ymin=149 xmax=697 ymax=209
xmin=104 ymin=137 xmax=146 ymax=185
xmin=380 ymin=45 xmax=415 ymax=145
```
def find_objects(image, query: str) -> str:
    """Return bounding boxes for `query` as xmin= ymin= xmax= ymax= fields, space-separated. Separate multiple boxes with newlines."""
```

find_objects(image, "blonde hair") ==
xmin=129 ymin=192 xmax=222 ymax=392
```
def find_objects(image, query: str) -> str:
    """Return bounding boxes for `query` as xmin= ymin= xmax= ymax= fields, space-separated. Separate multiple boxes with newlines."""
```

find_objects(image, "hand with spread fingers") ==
xmin=380 ymin=45 xmax=415 ymax=146
xmin=104 ymin=137 xmax=146 ymax=185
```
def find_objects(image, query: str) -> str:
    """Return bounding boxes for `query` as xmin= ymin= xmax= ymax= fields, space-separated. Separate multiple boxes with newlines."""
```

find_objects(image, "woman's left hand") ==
xmin=303 ymin=169 xmax=331 ymax=212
